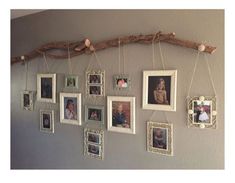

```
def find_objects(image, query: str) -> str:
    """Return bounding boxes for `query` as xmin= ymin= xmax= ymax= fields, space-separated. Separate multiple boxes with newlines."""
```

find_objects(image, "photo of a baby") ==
xmin=193 ymin=100 xmax=211 ymax=123
xmin=64 ymin=97 xmax=77 ymax=120
xmin=112 ymin=101 xmax=130 ymax=128
xmin=89 ymin=74 xmax=101 ymax=84
xmin=148 ymin=76 xmax=171 ymax=105
xmin=153 ymin=128 xmax=167 ymax=150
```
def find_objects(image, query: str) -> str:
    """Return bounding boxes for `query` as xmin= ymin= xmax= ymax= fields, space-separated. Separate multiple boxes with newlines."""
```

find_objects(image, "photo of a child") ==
xmin=153 ymin=128 xmax=167 ymax=150
xmin=88 ymin=144 xmax=100 ymax=155
xmin=89 ymin=86 xmax=101 ymax=95
xmin=194 ymin=101 xmax=211 ymax=123
xmin=117 ymin=78 xmax=128 ymax=88
xmin=23 ymin=94 xmax=30 ymax=107
xmin=148 ymin=76 xmax=171 ymax=105
xmin=112 ymin=102 xmax=130 ymax=128
xmin=89 ymin=74 xmax=101 ymax=84
xmin=64 ymin=97 xmax=77 ymax=120
xmin=41 ymin=77 xmax=52 ymax=99
xmin=88 ymin=109 xmax=101 ymax=121
xmin=42 ymin=113 xmax=51 ymax=129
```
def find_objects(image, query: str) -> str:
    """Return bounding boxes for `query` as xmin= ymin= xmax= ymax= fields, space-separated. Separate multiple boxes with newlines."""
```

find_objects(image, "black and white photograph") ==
xmin=40 ymin=110 xmax=54 ymax=133
xmin=65 ymin=75 xmax=78 ymax=88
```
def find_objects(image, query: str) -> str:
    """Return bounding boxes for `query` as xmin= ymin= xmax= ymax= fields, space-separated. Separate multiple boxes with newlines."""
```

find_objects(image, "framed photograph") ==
xmin=107 ymin=96 xmax=135 ymax=134
xmin=187 ymin=96 xmax=217 ymax=129
xmin=65 ymin=75 xmax=78 ymax=88
xmin=40 ymin=110 xmax=54 ymax=133
xmin=60 ymin=92 xmax=82 ymax=125
xmin=85 ymin=105 xmax=104 ymax=123
xmin=21 ymin=90 xmax=34 ymax=111
xmin=147 ymin=121 xmax=173 ymax=156
xmin=86 ymin=70 xmax=105 ymax=97
xmin=84 ymin=128 xmax=104 ymax=160
xmin=113 ymin=74 xmax=131 ymax=90
xmin=37 ymin=73 xmax=56 ymax=103
xmin=142 ymin=70 xmax=177 ymax=111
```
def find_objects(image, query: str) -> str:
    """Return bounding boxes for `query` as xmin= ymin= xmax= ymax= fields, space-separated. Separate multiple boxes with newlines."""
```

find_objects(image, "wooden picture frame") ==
xmin=86 ymin=70 xmax=105 ymax=97
xmin=37 ymin=73 xmax=56 ymax=103
xmin=84 ymin=128 xmax=104 ymax=160
xmin=142 ymin=70 xmax=177 ymax=111
xmin=40 ymin=109 xmax=54 ymax=134
xmin=65 ymin=75 xmax=78 ymax=89
xmin=85 ymin=105 xmax=104 ymax=124
xmin=107 ymin=96 xmax=136 ymax=134
xmin=113 ymin=74 xmax=131 ymax=90
xmin=147 ymin=121 xmax=173 ymax=156
xmin=187 ymin=96 xmax=217 ymax=129
xmin=21 ymin=90 xmax=34 ymax=111
xmin=60 ymin=92 xmax=82 ymax=126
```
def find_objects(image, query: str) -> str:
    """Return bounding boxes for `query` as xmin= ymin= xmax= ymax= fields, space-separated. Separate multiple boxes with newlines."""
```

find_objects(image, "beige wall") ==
xmin=11 ymin=10 xmax=224 ymax=169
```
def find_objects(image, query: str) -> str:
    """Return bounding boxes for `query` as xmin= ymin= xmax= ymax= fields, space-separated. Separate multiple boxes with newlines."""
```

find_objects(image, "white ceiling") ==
xmin=11 ymin=9 xmax=46 ymax=19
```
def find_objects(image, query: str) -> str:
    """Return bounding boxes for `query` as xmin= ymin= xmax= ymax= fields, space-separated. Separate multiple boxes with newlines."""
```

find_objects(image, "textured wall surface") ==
xmin=11 ymin=10 xmax=224 ymax=169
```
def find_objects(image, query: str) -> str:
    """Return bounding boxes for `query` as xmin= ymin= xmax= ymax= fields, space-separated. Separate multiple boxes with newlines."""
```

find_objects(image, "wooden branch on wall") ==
xmin=11 ymin=31 xmax=216 ymax=65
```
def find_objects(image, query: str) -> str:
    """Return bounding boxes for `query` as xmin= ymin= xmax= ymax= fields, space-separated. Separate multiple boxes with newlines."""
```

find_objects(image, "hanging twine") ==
xmin=24 ymin=58 xmax=29 ymax=91
xmin=67 ymin=43 xmax=73 ymax=75
xmin=118 ymin=38 xmax=121 ymax=74
xmin=152 ymin=33 xmax=158 ymax=69
xmin=43 ymin=52 xmax=50 ymax=73
xmin=158 ymin=40 xmax=166 ymax=70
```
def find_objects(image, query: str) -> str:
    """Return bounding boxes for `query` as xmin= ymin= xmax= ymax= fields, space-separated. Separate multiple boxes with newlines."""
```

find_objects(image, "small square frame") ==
xmin=187 ymin=96 xmax=217 ymax=129
xmin=107 ymin=96 xmax=136 ymax=134
xmin=85 ymin=105 xmax=104 ymax=124
xmin=65 ymin=75 xmax=78 ymax=89
xmin=40 ymin=109 xmax=54 ymax=134
xmin=84 ymin=128 xmax=104 ymax=160
xmin=142 ymin=70 xmax=177 ymax=111
xmin=147 ymin=121 xmax=173 ymax=156
xmin=60 ymin=92 xmax=82 ymax=126
xmin=21 ymin=90 xmax=34 ymax=111
xmin=86 ymin=70 xmax=105 ymax=97
xmin=37 ymin=73 xmax=56 ymax=103
xmin=113 ymin=74 xmax=131 ymax=90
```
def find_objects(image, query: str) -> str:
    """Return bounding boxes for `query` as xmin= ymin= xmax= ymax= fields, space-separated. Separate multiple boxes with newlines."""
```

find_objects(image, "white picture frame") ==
xmin=107 ymin=96 xmax=136 ymax=134
xmin=84 ymin=128 xmax=104 ymax=160
xmin=21 ymin=90 xmax=34 ymax=111
xmin=85 ymin=105 xmax=104 ymax=124
xmin=37 ymin=73 xmax=56 ymax=103
xmin=142 ymin=70 xmax=177 ymax=111
xmin=187 ymin=96 xmax=217 ymax=129
xmin=113 ymin=74 xmax=131 ymax=90
xmin=147 ymin=121 xmax=173 ymax=156
xmin=40 ymin=109 xmax=54 ymax=134
xmin=60 ymin=92 xmax=82 ymax=126
xmin=65 ymin=74 xmax=78 ymax=89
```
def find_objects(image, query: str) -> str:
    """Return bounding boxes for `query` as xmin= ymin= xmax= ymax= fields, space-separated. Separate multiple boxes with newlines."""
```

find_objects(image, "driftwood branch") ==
xmin=11 ymin=31 xmax=216 ymax=65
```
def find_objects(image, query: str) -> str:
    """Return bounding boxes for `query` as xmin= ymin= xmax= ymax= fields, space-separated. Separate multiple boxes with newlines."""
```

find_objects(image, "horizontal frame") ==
xmin=21 ymin=90 xmax=34 ymax=111
xmin=60 ymin=92 xmax=82 ymax=126
xmin=147 ymin=121 xmax=173 ymax=156
xmin=85 ymin=105 xmax=104 ymax=124
xmin=113 ymin=74 xmax=131 ymax=90
xmin=142 ymin=70 xmax=177 ymax=111
xmin=37 ymin=73 xmax=56 ymax=103
xmin=107 ymin=96 xmax=136 ymax=134
xmin=40 ymin=109 xmax=54 ymax=134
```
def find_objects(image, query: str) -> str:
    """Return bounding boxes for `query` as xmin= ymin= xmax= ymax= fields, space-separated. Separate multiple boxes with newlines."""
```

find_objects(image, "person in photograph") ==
xmin=196 ymin=105 xmax=209 ymax=122
xmin=67 ymin=78 xmax=75 ymax=87
xmin=90 ymin=86 xmax=100 ymax=95
xmin=88 ymin=144 xmax=99 ymax=155
xmin=117 ymin=78 xmax=128 ymax=88
xmin=90 ymin=75 xmax=100 ymax=84
xmin=41 ymin=78 xmax=52 ymax=98
xmin=153 ymin=78 xmax=169 ymax=105
xmin=89 ymin=110 xmax=99 ymax=121
xmin=88 ymin=134 xmax=99 ymax=143
xmin=23 ymin=94 xmax=30 ymax=107
xmin=43 ymin=114 xmax=50 ymax=129
xmin=153 ymin=128 xmax=166 ymax=149
xmin=65 ymin=99 xmax=77 ymax=120
xmin=112 ymin=103 xmax=129 ymax=128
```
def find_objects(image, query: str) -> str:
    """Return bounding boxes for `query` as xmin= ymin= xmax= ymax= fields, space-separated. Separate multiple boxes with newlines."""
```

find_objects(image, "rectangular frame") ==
xmin=37 ymin=73 xmax=56 ymax=103
xmin=113 ymin=74 xmax=131 ymax=90
xmin=65 ymin=74 xmax=78 ymax=89
xmin=107 ymin=96 xmax=136 ymax=134
xmin=86 ymin=70 xmax=105 ymax=97
xmin=84 ymin=128 xmax=104 ymax=160
xmin=40 ymin=109 xmax=54 ymax=134
xmin=142 ymin=70 xmax=177 ymax=111
xmin=147 ymin=121 xmax=173 ymax=156
xmin=187 ymin=96 xmax=217 ymax=129
xmin=21 ymin=90 xmax=34 ymax=111
xmin=60 ymin=92 xmax=82 ymax=126
xmin=85 ymin=105 xmax=104 ymax=124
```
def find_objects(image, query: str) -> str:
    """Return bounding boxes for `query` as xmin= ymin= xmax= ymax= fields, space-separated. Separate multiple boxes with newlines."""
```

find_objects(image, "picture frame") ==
xmin=21 ymin=90 xmax=34 ymax=111
xmin=65 ymin=74 xmax=78 ymax=89
xmin=107 ymin=96 xmax=136 ymax=134
xmin=142 ymin=70 xmax=177 ymax=111
xmin=60 ymin=92 xmax=82 ymax=125
xmin=84 ymin=128 xmax=104 ymax=160
xmin=86 ymin=70 xmax=105 ymax=97
xmin=37 ymin=73 xmax=56 ymax=103
xmin=85 ymin=105 xmax=104 ymax=124
xmin=113 ymin=74 xmax=131 ymax=90
xmin=147 ymin=121 xmax=173 ymax=156
xmin=187 ymin=96 xmax=217 ymax=129
xmin=40 ymin=109 xmax=54 ymax=134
